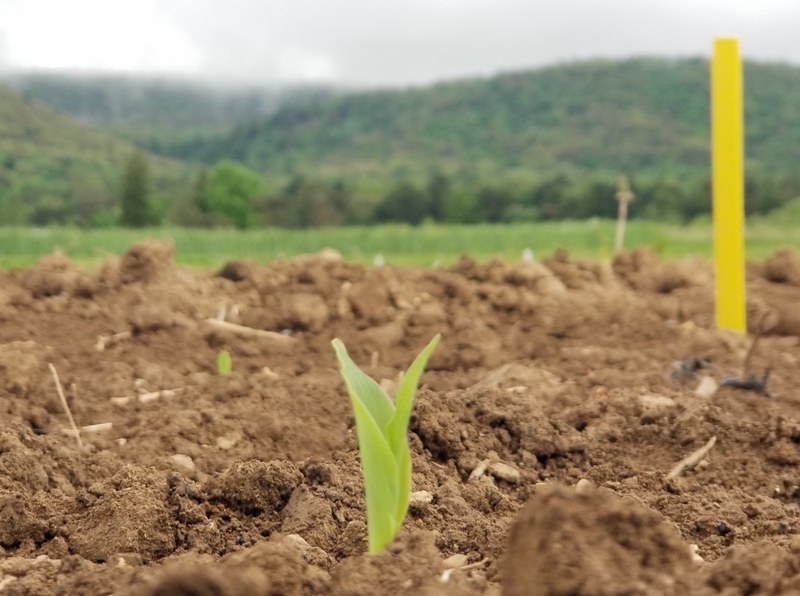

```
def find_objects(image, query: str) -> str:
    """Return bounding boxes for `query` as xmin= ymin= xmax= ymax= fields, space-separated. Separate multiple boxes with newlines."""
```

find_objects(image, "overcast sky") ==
xmin=1 ymin=0 xmax=799 ymax=87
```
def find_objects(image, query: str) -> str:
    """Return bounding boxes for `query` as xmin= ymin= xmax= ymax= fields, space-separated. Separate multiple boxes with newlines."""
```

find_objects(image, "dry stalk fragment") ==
xmin=665 ymin=436 xmax=717 ymax=482
xmin=109 ymin=388 xmax=182 ymax=406
xmin=95 ymin=331 xmax=132 ymax=352
xmin=204 ymin=318 xmax=295 ymax=343
xmin=61 ymin=422 xmax=112 ymax=436
xmin=49 ymin=363 xmax=83 ymax=449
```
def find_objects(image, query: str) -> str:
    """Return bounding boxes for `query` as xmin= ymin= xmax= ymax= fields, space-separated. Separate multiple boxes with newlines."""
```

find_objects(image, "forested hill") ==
xmin=0 ymin=84 xmax=189 ymax=225
xmin=4 ymin=58 xmax=800 ymax=228
xmin=3 ymin=73 xmax=337 ymax=156
xmin=202 ymin=58 xmax=800 ymax=179
xmin=10 ymin=58 xmax=800 ymax=181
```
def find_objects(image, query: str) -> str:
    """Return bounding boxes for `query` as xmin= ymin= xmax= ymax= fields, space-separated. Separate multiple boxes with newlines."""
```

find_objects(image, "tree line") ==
xmin=116 ymin=153 xmax=800 ymax=229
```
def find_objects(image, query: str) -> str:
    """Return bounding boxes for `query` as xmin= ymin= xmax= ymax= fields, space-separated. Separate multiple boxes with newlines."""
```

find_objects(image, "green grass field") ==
xmin=0 ymin=219 xmax=796 ymax=270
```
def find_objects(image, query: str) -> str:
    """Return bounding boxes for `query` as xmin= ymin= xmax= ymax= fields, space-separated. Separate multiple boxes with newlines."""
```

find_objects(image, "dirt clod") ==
xmin=763 ymin=247 xmax=800 ymax=285
xmin=503 ymin=485 xmax=698 ymax=595
xmin=204 ymin=460 xmax=303 ymax=513
xmin=118 ymin=240 xmax=175 ymax=284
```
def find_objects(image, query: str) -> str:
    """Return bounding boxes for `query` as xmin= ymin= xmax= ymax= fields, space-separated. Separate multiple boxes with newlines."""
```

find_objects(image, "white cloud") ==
xmin=0 ymin=31 xmax=8 ymax=72
xmin=1 ymin=0 xmax=799 ymax=84
xmin=0 ymin=0 xmax=201 ymax=73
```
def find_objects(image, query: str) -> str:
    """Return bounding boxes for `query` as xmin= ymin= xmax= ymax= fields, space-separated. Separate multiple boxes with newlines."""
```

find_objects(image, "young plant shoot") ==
xmin=217 ymin=350 xmax=232 ymax=376
xmin=332 ymin=334 xmax=440 ymax=554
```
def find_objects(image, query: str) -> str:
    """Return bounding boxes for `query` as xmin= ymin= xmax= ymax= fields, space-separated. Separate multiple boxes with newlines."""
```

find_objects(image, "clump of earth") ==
xmin=1 ymin=241 xmax=800 ymax=595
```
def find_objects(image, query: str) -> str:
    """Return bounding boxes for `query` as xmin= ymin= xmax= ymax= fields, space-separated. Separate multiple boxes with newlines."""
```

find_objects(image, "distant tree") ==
xmin=443 ymin=187 xmax=481 ymax=224
xmin=119 ymin=152 xmax=158 ymax=227
xmin=745 ymin=169 xmax=783 ymax=216
xmin=284 ymin=174 xmax=309 ymax=227
xmin=633 ymin=178 xmax=687 ymax=222
xmin=192 ymin=169 xmax=211 ymax=214
xmin=427 ymin=170 xmax=450 ymax=222
xmin=273 ymin=175 xmax=349 ymax=228
xmin=375 ymin=181 xmax=430 ymax=225
xmin=529 ymin=174 xmax=572 ymax=220
xmin=574 ymin=179 xmax=618 ymax=219
xmin=29 ymin=195 xmax=68 ymax=226
xmin=476 ymin=185 xmax=515 ymax=222
xmin=683 ymin=177 xmax=712 ymax=222
xmin=207 ymin=160 xmax=265 ymax=229
xmin=329 ymin=179 xmax=350 ymax=219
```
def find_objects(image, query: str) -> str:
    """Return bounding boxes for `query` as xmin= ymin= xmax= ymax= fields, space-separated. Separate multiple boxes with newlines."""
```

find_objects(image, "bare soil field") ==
xmin=1 ymin=241 xmax=800 ymax=595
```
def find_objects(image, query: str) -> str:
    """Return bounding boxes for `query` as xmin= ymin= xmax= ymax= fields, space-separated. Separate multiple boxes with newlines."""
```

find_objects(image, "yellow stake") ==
xmin=712 ymin=38 xmax=746 ymax=334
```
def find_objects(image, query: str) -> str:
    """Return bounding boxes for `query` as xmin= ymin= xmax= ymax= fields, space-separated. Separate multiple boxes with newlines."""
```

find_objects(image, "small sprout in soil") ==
xmin=332 ymin=334 xmax=440 ymax=554
xmin=217 ymin=350 xmax=232 ymax=376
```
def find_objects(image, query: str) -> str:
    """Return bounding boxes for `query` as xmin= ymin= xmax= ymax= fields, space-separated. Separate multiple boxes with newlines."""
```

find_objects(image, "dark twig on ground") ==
xmin=721 ymin=369 xmax=776 ymax=399
xmin=742 ymin=312 xmax=769 ymax=376
xmin=718 ymin=312 xmax=777 ymax=398
xmin=669 ymin=357 xmax=712 ymax=383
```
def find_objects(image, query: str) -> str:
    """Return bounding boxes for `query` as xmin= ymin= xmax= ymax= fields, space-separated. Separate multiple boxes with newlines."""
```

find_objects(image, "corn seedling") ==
xmin=217 ymin=350 xmax=232 ymax=376
xmin=332 ymin=334 xmax=440 ymax=553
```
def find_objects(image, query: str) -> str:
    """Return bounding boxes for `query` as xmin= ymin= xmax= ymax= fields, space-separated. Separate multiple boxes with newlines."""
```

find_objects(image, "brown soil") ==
xmin=2 ymin=241 xmax=800 ymax=595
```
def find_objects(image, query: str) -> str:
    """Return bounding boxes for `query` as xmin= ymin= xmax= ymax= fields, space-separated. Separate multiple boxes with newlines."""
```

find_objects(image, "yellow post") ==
xmin=712 ymin=38 xmax=746 ymax=334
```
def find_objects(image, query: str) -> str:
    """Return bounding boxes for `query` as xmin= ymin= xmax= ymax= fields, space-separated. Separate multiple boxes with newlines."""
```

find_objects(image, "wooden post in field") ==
xmin=712 ymin=38 xmax=746 ymax=334
xmin=614 ymin=175 xmax=634 ymax=254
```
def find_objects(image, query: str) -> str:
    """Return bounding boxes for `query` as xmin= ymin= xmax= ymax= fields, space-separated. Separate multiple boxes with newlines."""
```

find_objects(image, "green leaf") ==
xmin=350 ymin=394 xmax=400 ymax=553
xmin=386 ymin=334 xmax=440 ymax=525
xmin=217 ymin=350 xmax=232 ymax=376
xmin=332 ymin=335 xmax=439 ymax=554
xmin=332 ymin=339 xmax=399 ymax=553
xmin=332 ymin=339 xmax=394 ymax=430
xmin=394 ymin=445 xmax=412 ymax=529
xmin=387 ymin=334 xmax=441 ymax=459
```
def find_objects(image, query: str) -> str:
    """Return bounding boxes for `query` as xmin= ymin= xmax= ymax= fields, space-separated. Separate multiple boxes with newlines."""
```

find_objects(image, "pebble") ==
xmin=689 ymin=544 xmax=705 ymax=563
xmin=169 ymin=454 xmax=195 ymax=471
xmin=469 ymin=459 xmax=490 ymax=482
xmin=284 ymin=534 xmax=311 ymax=550
xmin=215 ymin=433 xmax=240 ymax=450
xmin=695 ymin=375 xmax=719 ymax=398
xmin=488 ymin=461 xmax=521 ymax=484
xmin=115 ymin=553 xmax=143 ymax=567
xmin=411 ymin=490 xmax=433 ymax=504
xmin=638 ymin=394 xmax=676 ymax=408
xmin=443 ymin=554 xmax=469 ymax=569
xmin=261 ymin=367 xmax=280 ymax=380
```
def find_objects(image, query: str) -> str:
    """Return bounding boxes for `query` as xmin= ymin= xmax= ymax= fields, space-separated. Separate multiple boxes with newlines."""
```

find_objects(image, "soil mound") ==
xmin=503 ymin=484 xmax=699 ymax=595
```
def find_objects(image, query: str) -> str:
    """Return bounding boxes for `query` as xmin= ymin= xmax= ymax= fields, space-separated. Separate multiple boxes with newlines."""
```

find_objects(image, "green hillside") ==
xmin=15 ymin=58 xmax=800 ymax=181
xmin=4 ymin=58 xmax=800 ymax=228
xmin=3 ymin=73 xmax=336 ymax=160
xmin=0 ymin=84 xmax=192 ymax=225
xmin=204 ymin=58 xmax=800 ymax=179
